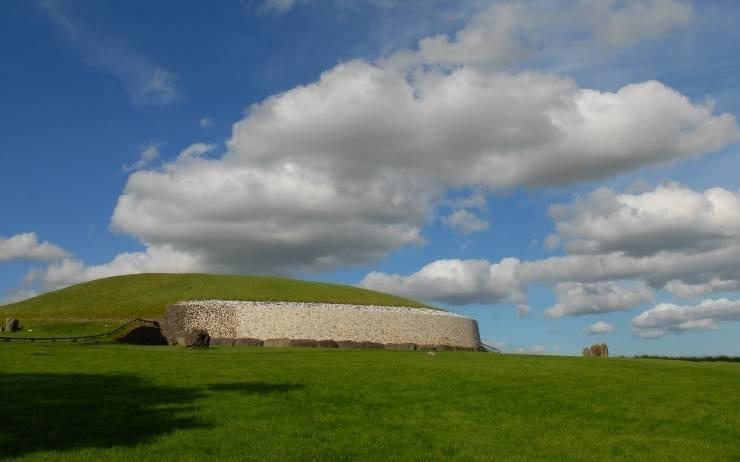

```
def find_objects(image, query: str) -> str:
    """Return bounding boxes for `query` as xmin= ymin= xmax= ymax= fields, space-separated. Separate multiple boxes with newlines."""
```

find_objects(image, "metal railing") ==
xmin=480 ymin=342 xmax=501 ymax=353
xmin=0 ymin=319 xmax=159 ymax=343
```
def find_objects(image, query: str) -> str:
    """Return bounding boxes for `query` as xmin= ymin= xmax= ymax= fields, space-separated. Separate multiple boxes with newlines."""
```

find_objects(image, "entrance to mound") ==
xmin=118 ymin=325 xmax=168 ymax=345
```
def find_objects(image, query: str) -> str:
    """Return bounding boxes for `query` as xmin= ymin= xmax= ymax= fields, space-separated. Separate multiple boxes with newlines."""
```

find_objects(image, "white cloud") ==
xmin=32 ymin=245 xmax=203 ymax=291
xmin=549 ymin=183 xmax=740 ymax=257
xmin=664 ymin=277 xmax=740 ymax=299
xmin=442 ymin=209 xmax=489 ymax=235
xmin=584 ymin=321 xmax=617 ymax=335
xmin=123 ymin=143 xmax=161 ymax=172
xmin=0 ymin=289 xmax=39 ymax=305
xmin=33 ymin=0 xmax=178 ymax=105
xmin=632 ymin=298 xmax=740 ymax=338
xmin=0 ymin=233 xmax=68 ymax=263
xmin=381 ymin=0 xmax=694 ymax=72
xmin=593 ymin=0 xmax=693 ymax=47
xmin=105 ymin=58 xmax=735 ymax=276
xmin=545 ymin=281 xmax=653 ymax=317
xmin=199 ymin=117 xmax=215 ymax=128
xmin=360 ymin=258 xmax=526 ymax=306
xmin=174 ymin=143 xmax=217 ymax=163
xmin=362 ymin=184 xmax=740 ymax=316
xmin=24 ymin=2 xmax=738 ymax=293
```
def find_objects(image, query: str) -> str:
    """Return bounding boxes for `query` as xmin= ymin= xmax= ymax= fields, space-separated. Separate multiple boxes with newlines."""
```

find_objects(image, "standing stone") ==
xmin=600 ymin=343 xmax=609 ymax=357
xmin=582 ymin=347 xmax=592 ymax=357
xmin=185 ymin=329 xmax=210 ymax=348
xmin=590 ymin=343 xmax=603 ymax=357
xmin=5 ymin=318 xmax=20 ymax=332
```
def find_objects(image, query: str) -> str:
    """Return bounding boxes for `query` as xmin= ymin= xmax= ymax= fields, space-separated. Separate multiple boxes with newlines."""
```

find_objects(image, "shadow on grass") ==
xmin=207 ymin=382 xmax=304 ymax=394
xmin=0 ymin=373 xmax=303 ymax=459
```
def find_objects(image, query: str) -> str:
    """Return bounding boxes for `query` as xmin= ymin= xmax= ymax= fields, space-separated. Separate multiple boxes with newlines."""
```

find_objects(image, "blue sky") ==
xmin=2 ymin=0 xmax=740 ymax=356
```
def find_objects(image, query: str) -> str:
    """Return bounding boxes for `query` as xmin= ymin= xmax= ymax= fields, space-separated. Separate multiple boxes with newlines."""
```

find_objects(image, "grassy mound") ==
xmin=0 ymin=273 xmax=430 ymax=324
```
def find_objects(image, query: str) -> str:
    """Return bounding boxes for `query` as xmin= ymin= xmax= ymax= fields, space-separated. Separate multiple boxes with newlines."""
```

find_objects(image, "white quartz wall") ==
xmin=171 ymin=300 xmax=481 ymax=349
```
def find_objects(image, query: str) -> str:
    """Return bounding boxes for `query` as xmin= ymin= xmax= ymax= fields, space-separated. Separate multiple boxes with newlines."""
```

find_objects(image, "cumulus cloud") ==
xmin=549 ymin=183 xmax=740 ymax=256
xmin=123 ymin=143 xmax=161 ymax=172
xmin=25 ymin=2 xmax=738 ymax=291
xmin=105 ymin=59 xmax=735 ymax=277
xmin=545 ymin=281 xmax=653 ymax=317
xmin=442 ymin=209 xmax=489 ymax=235
xmin=361 ymin=259 xmax=526 ymax=306
xmin=584 ymin=321 xmax=617 ymax=335
xmin=33 ymin=0 xmax=178 ymax=105
xmin=30 ymin=245 xmax=203 ymax=291
xmin=0 ymin=233 xmax=68 ymax=263
xmin=664 ymin=277 xmax=740 ymax=299
xmin=632 ymin=298 xmax=740 ymax=338
xmin=381 ymin=0 xmax=693 ymax=71
xmin=362 ymin=184 xmax=740 ymax=315
xmin=593 ymin=0 xmax=693 ymax=46
xmin=0 ymin=289 xmax=39 ymax=305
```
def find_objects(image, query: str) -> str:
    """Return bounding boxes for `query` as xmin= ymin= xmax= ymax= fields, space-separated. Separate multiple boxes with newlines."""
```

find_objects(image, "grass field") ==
xmin=1 ymin=344 xmax=739 ymax=461
xmin=0 ymin=273 xmax=431 ymax=336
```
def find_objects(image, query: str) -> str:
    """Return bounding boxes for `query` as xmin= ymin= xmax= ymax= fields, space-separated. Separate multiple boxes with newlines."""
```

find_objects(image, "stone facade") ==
xmin=162 ymin=301 xmax=481 ymax=350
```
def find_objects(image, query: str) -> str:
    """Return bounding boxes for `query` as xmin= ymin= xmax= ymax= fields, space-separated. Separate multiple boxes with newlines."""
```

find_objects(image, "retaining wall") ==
xmin=162 ymin=301 xmax=481 ymax=350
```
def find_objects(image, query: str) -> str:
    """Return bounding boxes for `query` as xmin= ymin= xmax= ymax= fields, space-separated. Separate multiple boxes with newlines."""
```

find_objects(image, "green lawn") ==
xmin=1 ymin=344 xmax=739 ymax=461
xmin=0 ymin=320 xmax=120 ymax=338
xmin=0 ymin=273 xmax=431 ymax=323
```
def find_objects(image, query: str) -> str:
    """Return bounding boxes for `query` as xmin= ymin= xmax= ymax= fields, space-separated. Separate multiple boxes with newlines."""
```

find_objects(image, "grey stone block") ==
xmin=5 ymin=318 xmax=20 ymax=332
xmin=317 ymin=339 xmax=339 ymax=348
xmin=385 ymin=343 xmax=417 ymax=351
xmin=264 ymin=338 xmax=291 ymax=348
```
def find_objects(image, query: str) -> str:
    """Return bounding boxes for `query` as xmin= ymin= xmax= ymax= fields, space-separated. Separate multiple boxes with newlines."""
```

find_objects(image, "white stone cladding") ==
xmin=169 ymin=300 xmax=481 ymax=349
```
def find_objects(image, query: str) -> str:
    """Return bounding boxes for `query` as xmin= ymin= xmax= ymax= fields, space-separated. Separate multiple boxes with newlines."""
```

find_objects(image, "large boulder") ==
xmin=184 ymin=329 xmax=210 ymax=348
xmin=5 ymin=318 xmax=20 ymax=332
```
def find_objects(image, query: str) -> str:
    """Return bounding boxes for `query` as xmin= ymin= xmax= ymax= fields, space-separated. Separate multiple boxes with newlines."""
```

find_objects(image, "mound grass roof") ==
xmin=0 ymin=273 xmax=432 ymax=321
